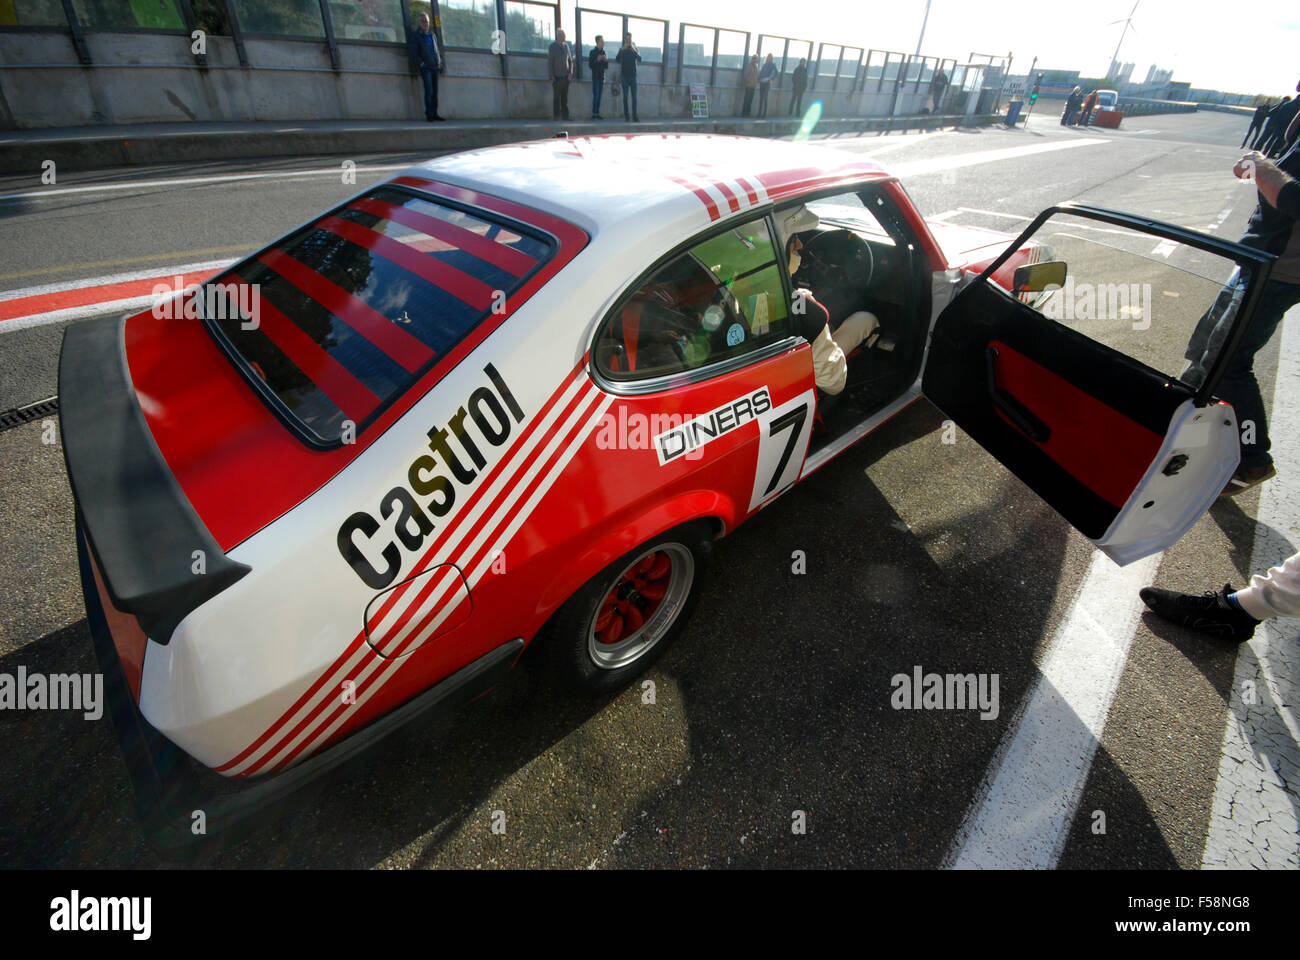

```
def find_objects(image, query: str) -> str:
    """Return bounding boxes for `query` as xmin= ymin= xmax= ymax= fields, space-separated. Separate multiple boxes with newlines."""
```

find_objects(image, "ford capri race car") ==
xmin=59 ymin=134 xmax=1275 ymax=847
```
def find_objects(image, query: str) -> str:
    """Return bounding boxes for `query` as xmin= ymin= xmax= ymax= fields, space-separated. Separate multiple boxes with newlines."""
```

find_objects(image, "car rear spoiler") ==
xmin=59 ymin=315 xmax=250 ymax=643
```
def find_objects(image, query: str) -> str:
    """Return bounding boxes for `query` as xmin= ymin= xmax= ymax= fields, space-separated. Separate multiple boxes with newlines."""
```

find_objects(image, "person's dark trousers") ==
xmin=1243 ymin=120 xmax=1264 ymax=148
xmin=790 ymin=90 xmax=804 ymax=116
xmin=742 ymin=87 xmax=755 ymax=117
xmin=552 ymin=76 xmax=570 ymax=120
xmin=758 ymin=84 xmax=770 ymax=117
xmin=1216 ymin=279 xmax=1300 ymax=469
xmin=621 ymin=77 xmax=638 ymax=120
xmin=420 ymin=67 xmax=438 ymax=120
xmin=592 ymin=79 xmax=603 ymax=117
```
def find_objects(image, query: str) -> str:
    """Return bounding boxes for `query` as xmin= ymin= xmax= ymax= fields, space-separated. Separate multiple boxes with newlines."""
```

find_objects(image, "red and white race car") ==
xmin=59 ymin=134 xmax=1274 ymax=846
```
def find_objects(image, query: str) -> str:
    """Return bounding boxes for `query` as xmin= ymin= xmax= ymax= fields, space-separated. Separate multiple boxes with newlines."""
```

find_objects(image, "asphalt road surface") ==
xmin=1 ymin=108 xmax=1296 ymax=868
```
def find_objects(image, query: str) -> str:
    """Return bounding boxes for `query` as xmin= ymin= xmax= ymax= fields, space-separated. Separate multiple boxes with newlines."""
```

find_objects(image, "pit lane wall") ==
xmin=0 ymin=27 xmax=949 ymax=131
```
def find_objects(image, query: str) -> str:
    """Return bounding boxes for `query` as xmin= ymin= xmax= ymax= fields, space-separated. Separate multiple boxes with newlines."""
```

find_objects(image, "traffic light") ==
xmin=1029 ymin=73 xmax=1042 ymax=105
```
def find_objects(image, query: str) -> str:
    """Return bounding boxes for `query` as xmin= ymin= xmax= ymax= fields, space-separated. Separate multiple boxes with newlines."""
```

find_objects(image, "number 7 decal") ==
xmin=749 ymin=389 xmax=816 ymax=512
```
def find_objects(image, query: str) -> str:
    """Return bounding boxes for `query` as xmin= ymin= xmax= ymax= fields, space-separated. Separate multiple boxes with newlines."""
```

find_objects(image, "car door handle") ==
xmin=985 ymin=346 xmax=1052 ymax=444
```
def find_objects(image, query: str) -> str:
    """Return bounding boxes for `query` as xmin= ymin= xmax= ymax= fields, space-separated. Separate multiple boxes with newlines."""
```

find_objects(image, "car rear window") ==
xmin=200 ymin=185 xmax=554 ymax=446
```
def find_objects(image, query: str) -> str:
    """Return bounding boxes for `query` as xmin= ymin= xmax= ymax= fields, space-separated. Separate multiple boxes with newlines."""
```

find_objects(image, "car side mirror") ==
xmin=1012 ymin=260 xmax=1067 ymax=294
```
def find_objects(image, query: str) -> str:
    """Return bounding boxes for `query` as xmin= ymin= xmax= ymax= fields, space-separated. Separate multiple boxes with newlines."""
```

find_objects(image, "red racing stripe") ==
xmin=318 ymin=216 xmax=496 ymax=312
xmin=706 ymin=178 xmax=741 ymax=213
xmin=226 ymin=274 xmax=380 ymax=424
xmin=732 ymin=176 xmax=761 ymax=206
xmin=259 ymin=248 xmax=434 ymax=374
xmin=663 ymin=174 xmax=721 ymax=221
xmin=348 ymin=196 xmax=538 ymax=277
xmin=263 ymin=385 xmax=608 ymax=773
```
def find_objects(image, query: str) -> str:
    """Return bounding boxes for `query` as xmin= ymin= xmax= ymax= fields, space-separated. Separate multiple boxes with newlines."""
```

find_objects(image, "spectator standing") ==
xmin=548 ymin=29 xmax=573 ymax=121
xmin=1184 ymin=142 xmax=1300 ymax=496
xmin=789 ymin=58 xmax=808 ymax=116
xmin=742 ymin=55 xmax=759 ymax=117
xmin=1243 ymin=101 xmax=1271 ymax=148
xmin=758 ymin=54 xmax=777 ymax=118
xmin=930 ymin=68 xmax=950 ymax=113
xmin=409 ymin=12 xmax=445 ymax=122
xmin=1080 ymin=90 xmax=1099 ymax=126
xmin=616 ymin=33 xmax=642 ymax=122
xmin=1261 ymin=96 xmax=1299 ymax=157
xmin=589 ymin=35 xmax=608 ymax=119
xmin=1061 ymin=86 xmax=1082 ymax=126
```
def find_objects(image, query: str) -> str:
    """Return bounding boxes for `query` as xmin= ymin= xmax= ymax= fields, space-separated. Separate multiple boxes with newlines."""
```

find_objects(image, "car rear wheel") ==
xmin=548 ymin=521 xmax=713 ymax=694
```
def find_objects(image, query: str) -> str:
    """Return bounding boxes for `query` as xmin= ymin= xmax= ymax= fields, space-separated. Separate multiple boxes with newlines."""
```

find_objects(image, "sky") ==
xmin=555 ymin=0 xmax=1299 ymax=96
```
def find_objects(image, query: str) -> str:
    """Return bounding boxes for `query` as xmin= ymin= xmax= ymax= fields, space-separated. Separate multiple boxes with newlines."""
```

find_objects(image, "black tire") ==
xmin=547 ymin=520 xmax=713 ymax=695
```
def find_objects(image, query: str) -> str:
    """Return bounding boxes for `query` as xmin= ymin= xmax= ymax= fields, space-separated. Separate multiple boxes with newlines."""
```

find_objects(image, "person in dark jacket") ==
xmin=589 ymin=35 xmax=608 ymax=119
xmin=548 ymin=30 xmax=573 ymax=121
xmin=789 ymin=58 xmax=808 ymax=116
xmin=615 ymin=33 xmax=642 ymax=122
xmin=1260 ymin=97 xmax=1298 ymax=157
xmin=1243 ymin=101 xmax=1271 ymax=148
xmin=1061 ymin=86 xmax=1082 ymax=126
xmin=1183 ymin=127 xmax=1300 ymax=496
xmin=409 ymin=12 xmax=445 ymax=121
xmin=930 ymin=68 xmax=949 ymax=113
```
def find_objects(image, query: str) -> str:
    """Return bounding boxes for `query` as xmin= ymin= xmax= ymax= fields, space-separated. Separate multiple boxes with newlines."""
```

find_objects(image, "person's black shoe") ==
xmin=1219 ymin=462 xmax=1277 ymax=498
xmin=433 ymin=115 xmax=447 ymax=121
xmin=1139 ymin=583 xmax=1259 ymax=643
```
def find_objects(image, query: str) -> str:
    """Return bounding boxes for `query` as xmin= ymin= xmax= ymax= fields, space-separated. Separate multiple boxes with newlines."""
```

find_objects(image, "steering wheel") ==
xmin=801 ymin=228 xmax=874 ymax=292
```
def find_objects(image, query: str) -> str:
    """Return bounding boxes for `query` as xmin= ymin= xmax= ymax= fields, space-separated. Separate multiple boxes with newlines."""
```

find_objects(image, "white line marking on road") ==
xmin=1202 ymin=303 xmax=1300 ymax=870
xmin=890 ymin=137 xmax=1108 ymax=178
xmin=926 ymin=210 xmax=962 ymax=222
xmin=0 ymin=163 xmax=412 ymax=201
xmin=945 ymin=549 xmax=1162 ymax=869
xmin=0 ymin=259 xmax=235 ymax=302
xmin=1151 ymin=238 xmax=1179 ymax=258
xmin=1203 ymin=206 xmax=1234 ymax=235
xmin=956 ymin=207 xmax=1032 ymax=221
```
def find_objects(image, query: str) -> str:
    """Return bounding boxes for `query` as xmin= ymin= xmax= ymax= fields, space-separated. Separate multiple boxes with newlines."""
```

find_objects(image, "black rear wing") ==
xmin=59 ymin=315 xmax=250 ymax=643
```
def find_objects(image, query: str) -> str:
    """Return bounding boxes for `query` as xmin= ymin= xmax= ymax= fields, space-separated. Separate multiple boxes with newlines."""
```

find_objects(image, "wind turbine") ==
xmin=1107 ymin=1 xmax=1139 ymax=80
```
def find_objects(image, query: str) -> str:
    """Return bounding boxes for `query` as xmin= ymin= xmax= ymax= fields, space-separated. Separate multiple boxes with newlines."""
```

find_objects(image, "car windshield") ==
xmin=199 ymin=186 xmax=553 ymax=446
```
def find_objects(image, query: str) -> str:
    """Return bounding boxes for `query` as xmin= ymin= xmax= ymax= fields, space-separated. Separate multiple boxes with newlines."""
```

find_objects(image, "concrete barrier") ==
xmin=0 ymin=112 xmax=1002 ymax=175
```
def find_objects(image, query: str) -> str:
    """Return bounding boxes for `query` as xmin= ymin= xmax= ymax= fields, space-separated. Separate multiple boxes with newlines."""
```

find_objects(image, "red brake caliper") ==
xmin=594 ymin=551 xmax=674 ymax=645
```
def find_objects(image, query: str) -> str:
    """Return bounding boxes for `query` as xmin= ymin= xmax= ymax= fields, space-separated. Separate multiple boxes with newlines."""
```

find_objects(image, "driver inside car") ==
xmin=777 ymin=205 xmax=880 ymax=395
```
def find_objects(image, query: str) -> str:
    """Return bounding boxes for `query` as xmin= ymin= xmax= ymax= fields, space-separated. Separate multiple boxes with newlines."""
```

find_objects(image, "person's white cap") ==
xmin=776 ymin=205 xmax=820 ymax=248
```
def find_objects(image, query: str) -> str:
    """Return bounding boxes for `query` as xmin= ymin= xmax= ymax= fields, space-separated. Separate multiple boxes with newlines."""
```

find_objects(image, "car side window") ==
xmin=596 ymin=215 xmax=791 ymax=381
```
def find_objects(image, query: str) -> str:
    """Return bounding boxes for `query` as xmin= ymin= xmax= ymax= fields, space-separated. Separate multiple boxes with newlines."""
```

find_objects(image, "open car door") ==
xmin=922 ymin=202 xmax=1275 ymax=565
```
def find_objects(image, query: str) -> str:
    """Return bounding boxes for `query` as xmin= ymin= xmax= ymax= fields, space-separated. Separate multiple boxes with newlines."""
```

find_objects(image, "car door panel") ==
xmin=922 ymin=202 xmax=1274 ymax=563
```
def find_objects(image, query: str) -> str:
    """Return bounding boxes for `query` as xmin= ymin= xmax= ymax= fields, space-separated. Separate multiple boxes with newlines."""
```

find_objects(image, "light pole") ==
xmin=914 ymin=0 xmax=932 ymax=58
